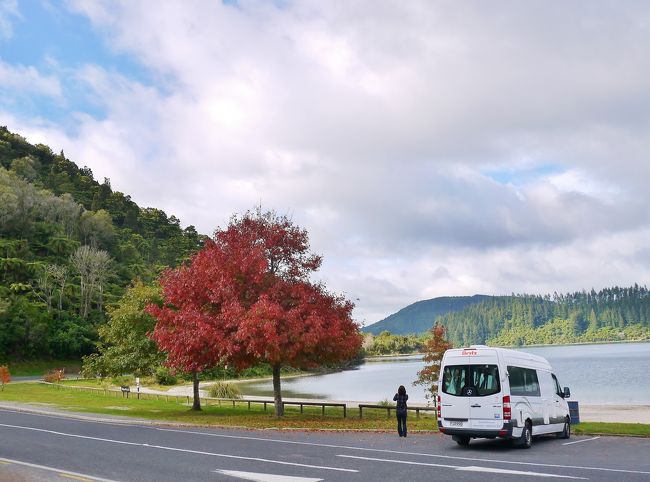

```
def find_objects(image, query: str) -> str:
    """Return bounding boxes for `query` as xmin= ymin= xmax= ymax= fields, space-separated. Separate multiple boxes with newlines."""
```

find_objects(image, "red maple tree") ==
xmin=413 ymin=324 xmax=452 ymax=403
xmin=0 ymin=365 xmax=10 ymax=391
xmin=148 ymin=209 xmax=362 ymax=414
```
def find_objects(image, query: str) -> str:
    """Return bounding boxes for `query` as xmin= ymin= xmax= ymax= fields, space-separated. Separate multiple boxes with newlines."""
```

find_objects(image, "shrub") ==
xmin=0 ymin=365 xmax=10 ymax=390
xmin=43 ymin=369 xmax=64 ymax=383
xmin=154 ymin=366 xmax=177 ymax=385
xmin=110 ymin=375 xmax=134 ymax=387
xmin=207 ymin=381 xmax=242 ymax=399
xmin=377 ymin=398 xmax=393 ymax=407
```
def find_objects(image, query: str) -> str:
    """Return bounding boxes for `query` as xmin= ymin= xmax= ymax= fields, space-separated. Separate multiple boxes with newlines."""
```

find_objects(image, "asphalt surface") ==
xmin=0 ymin=407 xmax=649 ymax=481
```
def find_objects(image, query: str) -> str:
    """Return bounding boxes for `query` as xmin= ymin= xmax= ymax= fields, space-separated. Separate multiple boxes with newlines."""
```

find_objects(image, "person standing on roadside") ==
xmin=393 ymin=385 xmax=408 ymax=437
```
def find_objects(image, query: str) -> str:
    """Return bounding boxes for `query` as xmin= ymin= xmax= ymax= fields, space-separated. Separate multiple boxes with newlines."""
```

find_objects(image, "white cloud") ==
xmin=0 ymin=0 xmax=19 ymax=39
xmin=5 ymin=1 xmax=650 ymax=324
xmin=0 ymin=60 xmax=62 ymax=98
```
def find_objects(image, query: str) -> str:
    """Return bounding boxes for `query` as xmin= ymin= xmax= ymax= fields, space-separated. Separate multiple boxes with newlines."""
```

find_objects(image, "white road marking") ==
xmin=563 ymin=436 xmax=601 ymax=446
xmin=153 ymin=426 xmax=650 ymax=476
xmin=337 ymin=455 xmax=587 ymax=480
xmin=3 ymin=410 xmax=649 ymax=477
xmin=214 ymin=469 xmax=323 ymax=481
xmin=0 ymin=456 xmax=118 ymax=482
xmin=0 ymin=423 xmax=357 ymax=473
xmin=459 ymin=466 xmax=587 ymax=479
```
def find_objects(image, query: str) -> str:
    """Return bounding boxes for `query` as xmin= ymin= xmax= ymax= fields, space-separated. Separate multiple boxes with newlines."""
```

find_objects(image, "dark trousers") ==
xmin=397 ymin=412 xmax=407 ymax=437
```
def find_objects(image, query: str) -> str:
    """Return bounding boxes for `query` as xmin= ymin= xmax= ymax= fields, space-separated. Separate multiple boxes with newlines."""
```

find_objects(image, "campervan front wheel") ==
xmin=557 ymin=418 xmax=571 ymax=439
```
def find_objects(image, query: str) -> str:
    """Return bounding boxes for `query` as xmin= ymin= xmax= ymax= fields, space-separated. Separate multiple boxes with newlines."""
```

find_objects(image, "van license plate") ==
xmin=450 ymin=421 xmax=464 ymax=427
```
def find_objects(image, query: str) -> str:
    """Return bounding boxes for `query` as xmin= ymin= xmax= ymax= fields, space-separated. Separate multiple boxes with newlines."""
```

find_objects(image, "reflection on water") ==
xmin=237 ymin=342 xmax=650 ymax=405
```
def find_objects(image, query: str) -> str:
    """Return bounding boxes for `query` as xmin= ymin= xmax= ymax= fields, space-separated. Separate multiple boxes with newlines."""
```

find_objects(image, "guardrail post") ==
xmin=322 ymin=405 xmax=325 ymax=416
xmin=359 ymin=406 xmax=363 ymax=418
xmin=343 ymin=405 xmax=346 ymax=418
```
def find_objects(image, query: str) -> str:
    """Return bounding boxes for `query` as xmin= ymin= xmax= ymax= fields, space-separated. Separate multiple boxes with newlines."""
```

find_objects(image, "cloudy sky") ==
xmin=2 ymin=0 xmax=650 ymax=326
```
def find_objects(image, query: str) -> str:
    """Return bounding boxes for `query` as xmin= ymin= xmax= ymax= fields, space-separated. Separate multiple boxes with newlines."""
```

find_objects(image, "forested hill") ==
xmin=363 ymin=286 xmax=650 ymax=348
xmin=363 ymin=295 xmax=492 ymax=335
xmin=0 ymin=126 xmax=207 ymax=361
xmin=439 ymin=285 xmax=650 ymax=347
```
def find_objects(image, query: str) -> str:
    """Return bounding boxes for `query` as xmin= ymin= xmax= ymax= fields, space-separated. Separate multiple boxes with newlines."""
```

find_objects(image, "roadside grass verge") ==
xmin=573 ymin=422 xmax=650 ymax=437
xmin=0 ymin=383 xmax=438 ymax=431
xmin=3 ymin=360 xmax=81 ymax=377
xmin=3 ymin=383 xmax=649 ymax=436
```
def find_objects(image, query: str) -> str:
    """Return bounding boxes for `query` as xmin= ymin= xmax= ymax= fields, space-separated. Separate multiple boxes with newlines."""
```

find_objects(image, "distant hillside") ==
xmin=363 ymin=295 xmax=492 ymax=335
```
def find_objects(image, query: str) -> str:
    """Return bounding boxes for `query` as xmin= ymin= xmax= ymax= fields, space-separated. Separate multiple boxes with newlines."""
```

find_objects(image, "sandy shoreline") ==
xmin=580 ymin=405 xmax=650 ymax=424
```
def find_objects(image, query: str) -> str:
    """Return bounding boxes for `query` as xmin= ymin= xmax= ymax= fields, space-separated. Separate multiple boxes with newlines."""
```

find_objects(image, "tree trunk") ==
xmin=191 ymin=371 xmax=201 ymax=411
xmin=272 ymin=364 xmax=284 ymax=417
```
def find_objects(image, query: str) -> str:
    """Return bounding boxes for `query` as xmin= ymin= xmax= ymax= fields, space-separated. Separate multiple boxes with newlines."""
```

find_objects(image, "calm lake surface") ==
xmin=238 ymin=342 xmax=650 ymax=405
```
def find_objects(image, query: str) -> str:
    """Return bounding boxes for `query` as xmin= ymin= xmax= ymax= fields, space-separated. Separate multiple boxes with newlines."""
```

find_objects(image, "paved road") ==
xmin=0 ymin=408 xmax=649 ymax=481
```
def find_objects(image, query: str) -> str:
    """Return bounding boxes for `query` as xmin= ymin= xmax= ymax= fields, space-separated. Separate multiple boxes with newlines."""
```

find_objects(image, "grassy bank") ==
xmin=2 ymin=359 xmax=81 ymax=377
xmin=2 ymin=382 xmax=649 ymax=437
xmin=0 ymin=382 xmax=437 ymax=431
xmin=573 ymin=422 xmax=650 ymax=437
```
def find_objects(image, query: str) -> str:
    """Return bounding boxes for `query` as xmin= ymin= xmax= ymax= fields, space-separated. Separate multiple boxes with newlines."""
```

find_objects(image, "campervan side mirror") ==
xmin=563 ymin=387 xmax=571 ymax=399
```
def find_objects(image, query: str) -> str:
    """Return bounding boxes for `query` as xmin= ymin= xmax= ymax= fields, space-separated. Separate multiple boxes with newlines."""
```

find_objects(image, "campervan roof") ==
xmin=446 ymin=345 xmax=551 ymax=369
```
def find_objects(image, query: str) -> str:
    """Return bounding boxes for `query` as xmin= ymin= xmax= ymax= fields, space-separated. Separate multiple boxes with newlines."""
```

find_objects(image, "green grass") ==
xmin=2 ymin=359 xmax=81 ymax=377
xmin=0 ymin=382 xmax=438 ymax=431
xmin=3 ymin=382 xmax=649 ymax=436
xmin=574 ymin=422 xmax=650 ymax=437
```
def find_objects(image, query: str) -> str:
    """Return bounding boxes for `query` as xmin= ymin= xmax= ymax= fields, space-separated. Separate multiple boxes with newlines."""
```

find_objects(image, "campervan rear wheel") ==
xmin=516 ymin=423 xmax=532 ymax=449
xmin=453 ymin=435 xmax=470 ymax=446
xmin=557 ymin=418 xmax=570 ymax=439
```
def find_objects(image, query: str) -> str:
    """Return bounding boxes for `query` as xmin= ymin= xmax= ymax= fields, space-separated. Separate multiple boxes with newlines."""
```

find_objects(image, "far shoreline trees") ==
xmin=148 ymin=208 xmax=362 ymax=415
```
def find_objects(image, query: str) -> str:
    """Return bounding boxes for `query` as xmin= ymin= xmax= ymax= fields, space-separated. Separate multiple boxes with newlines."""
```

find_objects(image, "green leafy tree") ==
xmin=82 ymin=281 xmax=163 ymax=377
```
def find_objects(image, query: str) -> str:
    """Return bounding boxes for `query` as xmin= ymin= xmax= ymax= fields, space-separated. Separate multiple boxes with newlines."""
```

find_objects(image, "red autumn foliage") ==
xmin=43 ymin=369 xmax=65 ymax=383
xmin=0 ymin=365 xmax=10 ymax=390
xmin=148 ymin=209 xmax=362 ymax=414
xmin=414 ymin=324 xmax=452 ymax=402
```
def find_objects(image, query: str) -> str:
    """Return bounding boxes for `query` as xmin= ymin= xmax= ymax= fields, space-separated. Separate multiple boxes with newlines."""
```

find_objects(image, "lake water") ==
xmin=238 ymin=342 xmax=650 ymax=405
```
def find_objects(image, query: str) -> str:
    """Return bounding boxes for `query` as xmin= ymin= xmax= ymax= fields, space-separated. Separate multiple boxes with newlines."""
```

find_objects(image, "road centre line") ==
xmin=0 ymin=423 xmax=357 ymax=473
xmin=0 ymin=457 xmax=118 ymax=482
xmin=153 ymin=426 xmax=650 ymax=476
xmin=336 ymin=455 xmax=587 ymax=480
xmin=563 ymin=437 xmax=601 ymax=446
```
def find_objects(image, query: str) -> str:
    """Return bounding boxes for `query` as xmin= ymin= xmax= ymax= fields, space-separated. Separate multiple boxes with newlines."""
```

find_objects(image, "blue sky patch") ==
xmin=482 ymin=163 xmax=565 ymax=186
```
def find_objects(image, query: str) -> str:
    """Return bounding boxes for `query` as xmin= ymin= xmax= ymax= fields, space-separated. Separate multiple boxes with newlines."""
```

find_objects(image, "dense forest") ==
xmin=0 ymin=126 xmax=206 ymax=361
xmin=438 ymin=285 xmax=650 ymax=347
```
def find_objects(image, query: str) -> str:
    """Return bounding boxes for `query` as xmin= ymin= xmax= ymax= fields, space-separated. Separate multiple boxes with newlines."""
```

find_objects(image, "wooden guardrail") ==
xmin=41 ymin=382 xmax=348 ymax=416
xmin=358 ymin=404 xmax=436 ymax=419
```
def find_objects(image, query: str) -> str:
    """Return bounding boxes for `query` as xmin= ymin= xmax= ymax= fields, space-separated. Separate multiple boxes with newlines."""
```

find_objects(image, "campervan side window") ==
xmin=507 ymin=366 xmax=540 ymax=397
xmin=442 ymin=365 xmax=500 ymax=396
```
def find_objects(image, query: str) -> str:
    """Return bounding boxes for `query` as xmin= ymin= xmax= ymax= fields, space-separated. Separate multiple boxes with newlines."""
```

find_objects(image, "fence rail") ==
xmin=41 ymin=382 xmax=348 ymax=417
xmin=358 ymin=404 xmax=436 ymax=419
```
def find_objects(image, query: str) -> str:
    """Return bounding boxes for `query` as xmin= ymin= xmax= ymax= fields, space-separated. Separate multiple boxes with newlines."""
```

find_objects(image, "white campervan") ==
xmin=437 ymin=345 xmax=571 ymax=448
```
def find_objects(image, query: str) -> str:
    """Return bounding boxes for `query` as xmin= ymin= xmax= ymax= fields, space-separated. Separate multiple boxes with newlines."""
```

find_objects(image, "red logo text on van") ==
xmin=461 ymin=349 xmax=477 ymax=356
